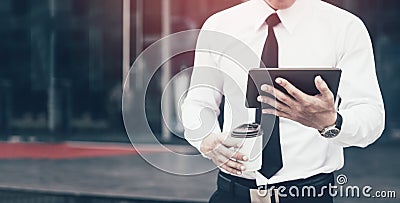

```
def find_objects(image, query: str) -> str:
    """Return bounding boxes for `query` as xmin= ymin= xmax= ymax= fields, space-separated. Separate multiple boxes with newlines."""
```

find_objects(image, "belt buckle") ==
xmin=249 ymin=185 xmax=271 ymax=203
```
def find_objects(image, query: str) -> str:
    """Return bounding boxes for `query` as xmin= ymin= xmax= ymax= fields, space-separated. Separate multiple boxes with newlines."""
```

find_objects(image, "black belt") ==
xmin=217 ymin=171 xmax=334 ymax=200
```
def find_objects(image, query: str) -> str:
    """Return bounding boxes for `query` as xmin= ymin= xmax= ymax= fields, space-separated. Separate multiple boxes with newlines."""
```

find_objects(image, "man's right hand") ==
xmin=200 ymin=133 xmax=248 ymax=175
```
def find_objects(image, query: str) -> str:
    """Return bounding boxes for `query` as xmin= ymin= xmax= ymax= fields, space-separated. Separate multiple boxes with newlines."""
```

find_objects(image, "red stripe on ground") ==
xmin=0 ymin=143 xmax=140 ymax=160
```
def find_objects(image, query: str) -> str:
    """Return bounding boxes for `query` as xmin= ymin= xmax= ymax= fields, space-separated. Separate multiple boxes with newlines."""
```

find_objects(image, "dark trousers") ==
xmin=209 ymin=171 xmax=334 ymax=203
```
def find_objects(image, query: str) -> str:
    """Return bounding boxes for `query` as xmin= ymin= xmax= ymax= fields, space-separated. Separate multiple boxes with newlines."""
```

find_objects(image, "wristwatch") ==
xmin=319 ymin=113 xmax=343 ymax=138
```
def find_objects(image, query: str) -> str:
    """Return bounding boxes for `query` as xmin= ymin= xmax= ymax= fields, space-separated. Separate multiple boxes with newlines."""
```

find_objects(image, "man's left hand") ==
xmin=258 ymin=76 xmax=337 ymax=131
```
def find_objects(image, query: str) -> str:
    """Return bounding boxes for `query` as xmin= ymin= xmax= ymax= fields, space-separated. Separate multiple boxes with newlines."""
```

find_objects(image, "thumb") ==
xmin=315 ymin=76 xmax=331 ymax=96
xmin=221 ymin=132 xmax=243 ymax=148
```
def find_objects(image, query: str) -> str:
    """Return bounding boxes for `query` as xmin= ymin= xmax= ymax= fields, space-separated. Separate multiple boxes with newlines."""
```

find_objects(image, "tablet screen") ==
xmin=246 ymin=68 xmax=342 ymax=108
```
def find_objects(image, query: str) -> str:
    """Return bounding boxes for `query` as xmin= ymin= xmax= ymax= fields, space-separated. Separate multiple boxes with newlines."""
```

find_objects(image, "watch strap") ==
xmin=336 ymin=112 xmax=343 ymax=130
xmin=319 ymin=112 xmax=343 ymax=136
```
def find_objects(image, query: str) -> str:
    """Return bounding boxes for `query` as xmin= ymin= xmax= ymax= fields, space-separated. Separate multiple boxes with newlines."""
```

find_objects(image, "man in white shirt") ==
xmin=181 ymin=0 xmax=385 ymax=202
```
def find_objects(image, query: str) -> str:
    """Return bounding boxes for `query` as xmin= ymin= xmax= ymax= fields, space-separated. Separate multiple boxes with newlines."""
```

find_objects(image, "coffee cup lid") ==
xmin=231 ymin=123 xmax=262 ymax=138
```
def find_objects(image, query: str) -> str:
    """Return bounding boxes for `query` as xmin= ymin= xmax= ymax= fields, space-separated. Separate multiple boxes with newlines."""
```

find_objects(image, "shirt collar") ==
xmin=252 ymin=0 xmax=310 ymax=34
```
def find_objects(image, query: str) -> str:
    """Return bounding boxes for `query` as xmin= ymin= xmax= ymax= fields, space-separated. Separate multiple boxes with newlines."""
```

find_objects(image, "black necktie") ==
xmin=256 ymin=13 xmax=283 ymax=179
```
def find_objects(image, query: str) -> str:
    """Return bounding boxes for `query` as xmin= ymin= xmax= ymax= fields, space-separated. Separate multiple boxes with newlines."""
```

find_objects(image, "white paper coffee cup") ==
xmin=231 ymin=124 xmax=263 ymax=172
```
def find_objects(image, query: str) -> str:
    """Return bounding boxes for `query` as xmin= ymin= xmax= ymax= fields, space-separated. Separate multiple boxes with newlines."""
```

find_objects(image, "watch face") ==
xmin=324 ymin=128 xmax=340 ymax=138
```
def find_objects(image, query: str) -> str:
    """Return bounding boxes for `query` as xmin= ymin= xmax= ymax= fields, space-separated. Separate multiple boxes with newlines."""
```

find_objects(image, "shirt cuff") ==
xmin=328 ymin=110 xmax=356 ymax=147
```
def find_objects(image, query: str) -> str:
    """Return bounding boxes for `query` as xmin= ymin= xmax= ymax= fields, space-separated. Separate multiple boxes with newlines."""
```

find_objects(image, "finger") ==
xmin=220 ymin=135 xmax=243 ymax=148
xmin=216 ymin=144 xmax=248 ymax=161
xmin=219 ymin=163 xmax=243 ymax=175
xmin=260 ymin=84 xmax=274 ymax=95
xmin=315 ymin=76 xmax=334 ymax=99
xmin=214 ymin=150 xmax=246 ymax=171
xmin=261 ymin=85 xmax=297 ymax=107
xmin=262 ymin=108 xmax=291 ymax=119
xmin=257 ymin=95 xmax=275 ymax=106
xmin=275 ymin=78 xmax=309 ymax=102
xmin=225 ymin=159 xmax=246 ymax=171
xmin=258 ymin=95 xmax=290 ymax=113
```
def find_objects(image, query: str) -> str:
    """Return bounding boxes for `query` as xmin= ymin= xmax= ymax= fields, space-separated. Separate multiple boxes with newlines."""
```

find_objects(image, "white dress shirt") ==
xmin=181 ymin=0 xmax=385 ymax=186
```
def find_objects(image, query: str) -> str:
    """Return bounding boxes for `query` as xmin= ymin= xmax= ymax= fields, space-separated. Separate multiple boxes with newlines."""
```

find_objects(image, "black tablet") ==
xmin=246 ymin=68 xmax=342 ymax=108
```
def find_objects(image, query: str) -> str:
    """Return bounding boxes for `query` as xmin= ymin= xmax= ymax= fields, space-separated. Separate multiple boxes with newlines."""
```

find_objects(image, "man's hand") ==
xmin=200 ymin=133 xmax=248 ymax=175
xmin=258 ymin=76 xmax=337 ymax=131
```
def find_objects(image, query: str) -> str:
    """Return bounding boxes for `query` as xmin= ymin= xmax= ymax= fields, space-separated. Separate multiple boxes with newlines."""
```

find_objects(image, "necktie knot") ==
xmin=266 ymin=13 xmax=281 ymax=27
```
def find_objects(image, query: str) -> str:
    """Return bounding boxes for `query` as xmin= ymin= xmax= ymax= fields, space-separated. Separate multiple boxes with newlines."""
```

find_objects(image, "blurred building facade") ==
xmin=0 ymin=0 xmax=399 ymax=142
